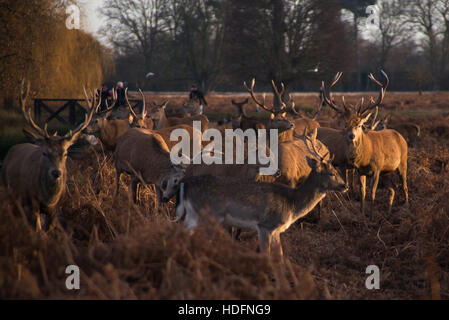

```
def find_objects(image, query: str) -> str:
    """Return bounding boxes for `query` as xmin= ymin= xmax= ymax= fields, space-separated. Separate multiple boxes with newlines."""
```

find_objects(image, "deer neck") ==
xmin=289 ymin=174 xmax=326 ymax=222
xmin=155 ymin=112 xmax=168 ymax=129
xmin=347 ymin=131 xmax=372 ymax=168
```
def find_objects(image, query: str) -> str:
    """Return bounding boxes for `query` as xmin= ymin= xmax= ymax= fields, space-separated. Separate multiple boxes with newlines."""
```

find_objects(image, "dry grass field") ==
xmin=0 ymin=92 xmax=448 ymax=299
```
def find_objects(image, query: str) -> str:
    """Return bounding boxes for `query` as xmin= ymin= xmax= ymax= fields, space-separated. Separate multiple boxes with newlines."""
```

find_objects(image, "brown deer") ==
xmin=125 ymin=88 xmax=154 ymax=129
xmin=114 ymin=128 xmax=186 ymax=204
xmin=230 ymin=98 xmax=249 ymax=130
xmin=242 ymin=79 xmax=296 ymax=141
xmin=86 ymin=88 xmax=152 ymax=149
xmin=373 ymin=114 xmax=421 ymax=148
xmin=321 ymin=70 xmax=408 ymax=219
xmin=1 ymin=81 xmax=98 ymax=230
xmin=173 ymin=131 xmax=347 ymax=257
xmin=290 ymin=97 xmax=321 ymax=134
xmin=148 ymin=101 xmax=209 ymax=132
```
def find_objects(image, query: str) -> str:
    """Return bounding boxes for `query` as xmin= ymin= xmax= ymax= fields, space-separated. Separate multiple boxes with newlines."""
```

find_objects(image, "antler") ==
xmin=270 ymin=80 xmax=289 ymax=113
xmin=125 ymin=88 xmax=139 ymax=119
xmin=97 ymin=88 xmax=117 ymax=115
xmin=232 ymin=98 xmax=249 ymax=117
xmin=369 ymin=106 xmax=379 ymax=130
xmin=20 ymin=79 xmax=51 ymax=139
xmin=302 ymin=128 xmax=329 ymax=162
xmin=64 ymin=87 xmax=99 ymax=141
xmin=321 ymin=72 xmax=345 ymax=114
xmin=231 ymin=98 xmax=249 ymax=106
xmin=139 ymin=89 xmax=146 ymax=119
xmin=359 ymin=70 xmax=389 ymax=115
xmin=243 ymin=79 xmax=275 ymax=114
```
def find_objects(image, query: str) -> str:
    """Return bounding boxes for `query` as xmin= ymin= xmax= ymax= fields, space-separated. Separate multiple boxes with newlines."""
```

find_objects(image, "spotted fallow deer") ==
xmin=1 ymin=81 xmax=98 ymax=230
xmin=321 ymin=70 xmax=408 ymax=219
xmin=173 ymin=131 xmax=347 ymax=257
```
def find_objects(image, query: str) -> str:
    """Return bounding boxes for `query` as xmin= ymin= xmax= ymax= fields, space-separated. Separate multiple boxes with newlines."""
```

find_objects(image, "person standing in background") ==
xmin=115 ymin=81 xmax=126 ymax=109
xmin=189 ymin=84 xmax=208 ymax=114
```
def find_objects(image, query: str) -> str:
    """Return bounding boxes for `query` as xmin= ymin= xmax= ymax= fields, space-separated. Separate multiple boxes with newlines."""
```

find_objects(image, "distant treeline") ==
xmin=2 ymin=0 xmax=449 ymax=107
xmin=101 ymin=0 xmax=449 ymax=94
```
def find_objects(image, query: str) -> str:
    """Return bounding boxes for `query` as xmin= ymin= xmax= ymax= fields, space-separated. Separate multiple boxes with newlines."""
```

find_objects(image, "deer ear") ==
xmin=161 ymin=101 xmax=168 ymax=109
xmin=270 ymin=113 xmax=275 ymax=119
xmin=128 ymin=114 xmax=134 ymax=125
xmin=22 ymin=128 xmax=40 ymax=143
xmin=281 ymin=112 xmax=287 ymax=118
xmin=306 ymin=156 xmax=319 ymax=169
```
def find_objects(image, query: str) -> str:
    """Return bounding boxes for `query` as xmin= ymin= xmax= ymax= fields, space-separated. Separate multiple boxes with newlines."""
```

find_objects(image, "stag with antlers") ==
xmin=1 ymin=81 xmax=98 ymax=230
xmin=321 ymin=70 xmax=408 ymax=219
xmin=242 ymin=79 xmax=295 ymax=140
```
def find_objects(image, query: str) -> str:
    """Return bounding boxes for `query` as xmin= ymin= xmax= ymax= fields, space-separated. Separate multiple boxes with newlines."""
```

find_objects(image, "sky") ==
xmin=81 ymin=0 xmax=105 ymax=33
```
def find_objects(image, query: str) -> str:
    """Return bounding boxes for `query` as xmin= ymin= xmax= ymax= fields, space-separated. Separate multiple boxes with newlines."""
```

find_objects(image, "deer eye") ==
xmin=42 ymin=151 xmax=48 ymax=157
xmin=162 ymin=180 xmax=167 ymax=190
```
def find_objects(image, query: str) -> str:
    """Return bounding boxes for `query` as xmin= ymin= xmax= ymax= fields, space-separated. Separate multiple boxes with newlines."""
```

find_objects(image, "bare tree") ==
xmin=408 ymin=0 xmax=449 ymax=88
xmin=339 ymin=0 xmax=377 ymax=90
xmin=100 ymin=0 xmax=170 ymax=86
xmin=167 ymin=0 xmax=227 ymax=92
xmin=364 ymin=0 xmax=412 ymax=69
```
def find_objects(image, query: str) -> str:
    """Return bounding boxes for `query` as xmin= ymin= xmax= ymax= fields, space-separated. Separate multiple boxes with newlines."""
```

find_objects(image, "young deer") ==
xmin=148 ymin=101 xmax=209 ymax=132
xmin=173 ymin=130 xmax=347 ymax=257
xmin=321 ymin=70 xmax=408 ymax=219
xmin=1 ymin=81 xmax=98 ymax=230
xmin=230 ymin=98 xmax=249 ymax=130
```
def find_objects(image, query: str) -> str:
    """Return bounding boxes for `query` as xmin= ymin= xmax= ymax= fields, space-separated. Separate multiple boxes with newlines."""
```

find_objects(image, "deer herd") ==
xmin=1 ymin=71 xmax=414 ymax=258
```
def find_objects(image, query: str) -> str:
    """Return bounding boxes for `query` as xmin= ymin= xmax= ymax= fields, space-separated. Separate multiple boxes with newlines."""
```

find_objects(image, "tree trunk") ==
xmin=353 ymin=14 xmax=361 ymax=91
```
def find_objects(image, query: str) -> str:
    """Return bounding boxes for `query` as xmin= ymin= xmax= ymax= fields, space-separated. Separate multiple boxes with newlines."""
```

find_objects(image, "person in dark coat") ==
xmin=189 ymin=84 xmax=208 ymax=114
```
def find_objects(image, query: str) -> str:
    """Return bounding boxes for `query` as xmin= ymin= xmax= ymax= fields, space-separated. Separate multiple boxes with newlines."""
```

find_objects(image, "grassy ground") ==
xmin=0 ymin=92 xmax=448 ymax=299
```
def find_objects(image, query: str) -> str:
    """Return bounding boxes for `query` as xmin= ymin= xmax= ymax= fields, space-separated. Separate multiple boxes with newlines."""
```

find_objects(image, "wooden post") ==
xmin=69 ymin=100 xmax=76 ymax=125
xmin=34 ymin=99 xmax=41 ymax=123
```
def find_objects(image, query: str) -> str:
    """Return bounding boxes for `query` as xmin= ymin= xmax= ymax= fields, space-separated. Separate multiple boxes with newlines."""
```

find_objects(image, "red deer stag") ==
xmin=1 ymin=81 xmax=98 ymax=230
xmin=243 ymin=79 xmax=295 ymax=141
xmin=321 ymin=70 xmax=408 ymax=219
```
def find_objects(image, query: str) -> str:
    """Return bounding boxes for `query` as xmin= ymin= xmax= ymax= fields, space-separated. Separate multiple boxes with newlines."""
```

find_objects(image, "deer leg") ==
xmin=398 ymin=163 xmax=409 ymax=205
xmin=228 ymin=226 xmax=241 ymax=240
xmin=383 ymin=175 xmax=395 ymax=214
xmin=388 ymin=188 xmax=395 ymax=214
xmin=272 ymin=232 xmax=283 ymax=260
xmin=257 ymin=228 xmax=271 ymax=255
xmin=360 ymin=175 xmax=366 ymax=216
xmin=370 ymin=172 xmax=381 ymax=220
xmin=184 ymin=207 xmax=199 ymax=233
